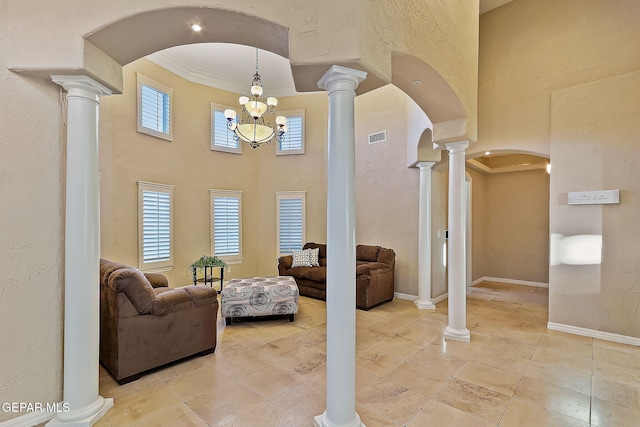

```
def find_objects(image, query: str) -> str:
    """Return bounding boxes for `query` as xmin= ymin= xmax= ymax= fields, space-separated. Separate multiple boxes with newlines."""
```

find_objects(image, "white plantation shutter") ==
xmin=142 ymin=191 xmax=171 ymax=262
xmin=210 ymin=190 xmax=242 ymax=262
xmin=138 ymin=182 xmax=173 ymax=270
xmin=211 ymin=103 xmax=241 ymax=153
xmin=140 ymin=85 xmax=170 ymax=134
xmin=276 ymin=110 xmax=305 ymax=155
xmin=137 ymin=74 xmax=173 ymax=141
xmin=277 ymin=192 xmax=306 ymax=255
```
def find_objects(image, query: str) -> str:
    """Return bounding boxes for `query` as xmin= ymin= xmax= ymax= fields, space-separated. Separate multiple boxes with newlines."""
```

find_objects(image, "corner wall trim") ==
xmin=472 ymin=276 xmax=548 ymax=288
xmin=0 ymin=411 xmax=55 ymax=427
xmin=547 ymin=322 xmax=640 ymax=347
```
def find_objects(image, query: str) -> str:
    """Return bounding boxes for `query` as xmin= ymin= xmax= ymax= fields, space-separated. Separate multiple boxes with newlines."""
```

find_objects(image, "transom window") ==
xmin=137 ymin=74 xmax=173 ymax=141
xmin=211 ymin=103 xmax=241 ymax=154
xmin=276 ymin=110 xmax=305 ymax=155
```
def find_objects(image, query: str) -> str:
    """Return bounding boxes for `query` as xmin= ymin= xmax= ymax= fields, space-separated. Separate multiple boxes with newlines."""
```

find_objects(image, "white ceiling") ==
xmin=145 ymin=0 xmax=512 ymax=98
xmin=146 ymin=43 xmax=300 ymax=97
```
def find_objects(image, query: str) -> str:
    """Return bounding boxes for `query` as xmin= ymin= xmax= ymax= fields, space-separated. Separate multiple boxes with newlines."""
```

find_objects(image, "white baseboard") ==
xmin=472 ymin=276 xmax=549 ymax=288
xmin=394 ymin=292 xmax=448 ymax=305
xmin=433 ymin=293 xmax=448 ymax=304
xmin=547 ymin=322 xmax=640 ymax=347
xmin=394 ymin=292 xmax=417 ymax=301
xmin=0 ymin=411 xmax=54 ymax=427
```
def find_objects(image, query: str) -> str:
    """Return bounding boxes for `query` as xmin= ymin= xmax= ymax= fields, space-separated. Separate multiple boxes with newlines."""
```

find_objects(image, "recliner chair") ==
xmin=99 ymin=259 xmax=218 ymax=384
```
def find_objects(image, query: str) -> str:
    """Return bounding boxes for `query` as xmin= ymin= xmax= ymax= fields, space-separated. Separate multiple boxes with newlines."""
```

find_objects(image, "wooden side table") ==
xmin=192 ymin=266 xmax=224 ymax=293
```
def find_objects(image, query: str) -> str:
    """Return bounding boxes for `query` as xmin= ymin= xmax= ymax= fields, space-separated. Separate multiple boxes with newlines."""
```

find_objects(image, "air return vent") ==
xmin=368 ymin=130 xmax=387 ymax=144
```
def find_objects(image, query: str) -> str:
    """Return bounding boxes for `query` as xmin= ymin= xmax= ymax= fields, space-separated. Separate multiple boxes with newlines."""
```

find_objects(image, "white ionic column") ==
xmin=415 ymin=162 xmax=436 ymax=309
xmin=443 ymin=141 xmax=471 ymax=342
xmin=315 ymin=65 xmax=367 ymax=427
xmin=48 ymin=75 xmax=113 ymax=426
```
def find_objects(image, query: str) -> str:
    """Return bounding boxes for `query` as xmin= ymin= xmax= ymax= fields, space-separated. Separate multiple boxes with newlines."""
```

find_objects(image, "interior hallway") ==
xmin=82 ymin=282 xmax=640 ymax=426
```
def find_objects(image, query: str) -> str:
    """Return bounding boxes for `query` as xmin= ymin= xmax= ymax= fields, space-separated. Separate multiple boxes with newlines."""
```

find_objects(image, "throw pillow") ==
xmin=308 ymin=247 xmax=320 ymax=267
xmin=291 ymin=249 xmax=311 ymax=268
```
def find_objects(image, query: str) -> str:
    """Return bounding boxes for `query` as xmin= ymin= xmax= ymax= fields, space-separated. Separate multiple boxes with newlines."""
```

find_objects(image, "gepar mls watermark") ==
xmin=2 ymin=402 xmax=70 ymax=413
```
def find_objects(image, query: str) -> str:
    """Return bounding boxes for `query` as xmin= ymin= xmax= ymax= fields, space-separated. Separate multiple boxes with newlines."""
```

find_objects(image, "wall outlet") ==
xmin=226 ymin=265 xmax=231 ymax=273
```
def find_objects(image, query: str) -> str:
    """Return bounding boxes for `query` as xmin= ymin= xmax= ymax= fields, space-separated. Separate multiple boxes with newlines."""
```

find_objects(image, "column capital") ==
xmin=445 ymin=141 xmax=469 ymax=153
xmin=417 ymin=161 xmax=436 ymax=170
xmin=51 ymin=75 xmax=112 ymax=97
xmin=317 ymin=65 xmax=367 ymax=93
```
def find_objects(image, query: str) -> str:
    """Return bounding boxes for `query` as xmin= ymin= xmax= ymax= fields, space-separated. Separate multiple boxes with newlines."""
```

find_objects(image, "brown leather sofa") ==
xmin=277 ymin=243 xmax=395 ymax=310
xmin=100 ymin=259 xmax=219 ymax=384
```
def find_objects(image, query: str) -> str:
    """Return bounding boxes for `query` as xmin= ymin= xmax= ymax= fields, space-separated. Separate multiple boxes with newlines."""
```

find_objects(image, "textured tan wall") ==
xmin=477 ymin=0 xmax=640 ymax=157
xmin=0 ymin=70 xmax=64 ymax=423
xmin=354 ymin=85 xmax=419 ymax=295
xmin=550 ymin=70 xmax=640 ymax=336
xmin=480 ymin=0 xmax=640 ymax=338
xmin=484 ymin=169 xmax=549 ymax=283
xmin=253 ymin=93 xmax=328 ymax=276
xmin=100 ymin=58 xmax=260 ymax=285
xmin=468 ymin=168 xmax=487 ymax=281
xmin=100 ymin=59 xmax=330 ymax=285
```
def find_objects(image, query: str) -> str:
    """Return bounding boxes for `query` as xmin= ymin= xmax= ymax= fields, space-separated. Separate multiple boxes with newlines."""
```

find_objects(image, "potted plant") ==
xmin=189 ymin=255 xmax=227 ymax=286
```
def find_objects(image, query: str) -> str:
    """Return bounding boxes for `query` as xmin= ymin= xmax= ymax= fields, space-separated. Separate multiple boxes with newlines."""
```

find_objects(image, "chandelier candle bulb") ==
xmin=225 ymin=48 xmax=287 ymax=149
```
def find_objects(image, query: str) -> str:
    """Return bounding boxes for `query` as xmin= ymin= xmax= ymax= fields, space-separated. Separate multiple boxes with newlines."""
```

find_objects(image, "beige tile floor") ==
xmin=92 ymin=282 xmax=640 ymax=427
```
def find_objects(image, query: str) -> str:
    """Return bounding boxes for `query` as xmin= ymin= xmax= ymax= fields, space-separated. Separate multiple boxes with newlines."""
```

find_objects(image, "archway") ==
xmin=38 ymin=5 xmax=474 ymax=426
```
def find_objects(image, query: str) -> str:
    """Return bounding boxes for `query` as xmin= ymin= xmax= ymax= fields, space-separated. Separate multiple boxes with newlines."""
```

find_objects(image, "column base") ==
xmin=414 ymin=299 xmax=436 ymax=310
xmin=314 ymin=411 xmax=365 ymax=427
xmin=46 ymin=396 xmax=113 ymax=427
xmin=443 ymin=326 xmax=471 ymax=342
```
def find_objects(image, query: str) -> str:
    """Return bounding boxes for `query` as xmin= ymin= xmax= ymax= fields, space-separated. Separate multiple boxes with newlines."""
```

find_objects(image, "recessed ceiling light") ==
xmin=484 ymin=151 xmax=490 ymax=155
xmin=191 ymin=24 xmax=202 ymax=32
xmin=412 ymin=80 xmax=421 ymax=86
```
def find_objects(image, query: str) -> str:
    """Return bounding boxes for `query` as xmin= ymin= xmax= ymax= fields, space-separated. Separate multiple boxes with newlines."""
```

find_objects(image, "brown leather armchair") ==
xmin=99 ymin=259 xmax=218 ymax=384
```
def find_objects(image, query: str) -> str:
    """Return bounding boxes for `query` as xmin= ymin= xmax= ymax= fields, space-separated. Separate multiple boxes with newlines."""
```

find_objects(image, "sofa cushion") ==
xmin=301 ymin=266 xmax=326 ymax=282
xmin=109 ymin=268 xmax=156 ymax=315
xmin=356 ymin=264 xmax=371 ymax=276
xmin=100 ymin=258 xmax=130 ymax=287
xmin=144 ymin=272 xmax=169 ymax=288
xmin=366 ymin=262 xmax=390 ymax=272
xmin=152 ymin=289 xmax=193 ymax=315
xmin=279 ymin=255 xmax=293 ymax=269
xmin=356 ymin=245 xmax=381 ymax=262
xmin=183 ymin=285 xmax=218 ymax=307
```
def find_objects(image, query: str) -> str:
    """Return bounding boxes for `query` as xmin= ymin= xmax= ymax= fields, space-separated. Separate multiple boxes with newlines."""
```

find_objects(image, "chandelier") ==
xmin=224 ymin=48 xmax=287 ymax=149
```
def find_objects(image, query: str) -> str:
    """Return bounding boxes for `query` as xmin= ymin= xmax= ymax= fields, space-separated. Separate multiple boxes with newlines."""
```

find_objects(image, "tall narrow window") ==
xmin=211 ymin=103 xmax=241 ymax=154
xmin=210 ymin=190 xmax=242 ymax=263
xmin=276 ymin=110 xmax=305 ymax=155
xmin=138 ymin=182 xmax=173 ymax=271
xmin=276 ymin=191 xmax=306 ymax=256
xmin=137 ymin=74 xmax=173 ymax=141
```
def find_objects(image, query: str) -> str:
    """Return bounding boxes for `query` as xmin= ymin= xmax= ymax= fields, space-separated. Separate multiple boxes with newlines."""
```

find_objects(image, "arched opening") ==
xmin=465 ymin=150 xmax=551 ymax=305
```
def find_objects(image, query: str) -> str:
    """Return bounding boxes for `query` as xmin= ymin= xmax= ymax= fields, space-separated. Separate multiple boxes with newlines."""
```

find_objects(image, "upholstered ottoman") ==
xmin=221 ymin=276 xmax=299 ymax=325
